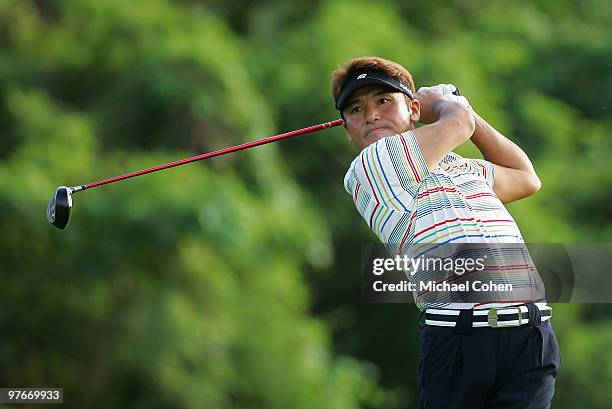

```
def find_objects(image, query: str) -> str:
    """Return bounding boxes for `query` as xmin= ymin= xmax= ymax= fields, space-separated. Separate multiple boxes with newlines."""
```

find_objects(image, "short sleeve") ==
xmin=466 ymin=158 xmax=495 ymax=188
xmin=345 ymin=131 xmax=430 ymax=212
xmin=440 ymin=153 xmax=495 ymax=188
xmin=344 ymin=160 xmax=356 ymax=195
xmin=344 ymin=159 xmax=375 ymax=224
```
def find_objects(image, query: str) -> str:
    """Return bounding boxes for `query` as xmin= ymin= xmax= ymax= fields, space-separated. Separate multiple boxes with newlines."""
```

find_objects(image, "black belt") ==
xmin=424 ymin=303 xmax=552 ymax=328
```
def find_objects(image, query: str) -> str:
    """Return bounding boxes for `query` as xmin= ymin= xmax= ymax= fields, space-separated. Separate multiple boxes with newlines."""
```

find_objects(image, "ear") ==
xmin=409 ymin=98 xmax=420 ymax=123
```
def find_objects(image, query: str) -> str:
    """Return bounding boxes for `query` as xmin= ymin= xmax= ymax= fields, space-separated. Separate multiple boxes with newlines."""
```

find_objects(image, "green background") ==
xmin=0 ymin=0 xmax=610 ymax=407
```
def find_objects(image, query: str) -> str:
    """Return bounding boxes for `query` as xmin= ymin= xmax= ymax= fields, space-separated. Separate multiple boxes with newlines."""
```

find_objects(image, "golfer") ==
xmin=332 ymin=57 xmax=560 ymax=409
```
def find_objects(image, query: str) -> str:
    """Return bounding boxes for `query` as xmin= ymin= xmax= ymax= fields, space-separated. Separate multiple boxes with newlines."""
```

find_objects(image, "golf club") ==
xmin=46 ymin=119 xmax=345 ymax=230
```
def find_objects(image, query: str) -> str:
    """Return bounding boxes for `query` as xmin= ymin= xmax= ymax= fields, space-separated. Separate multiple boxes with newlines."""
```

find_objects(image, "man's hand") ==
xmin=415 ymin=84 xmax=471 ymax=124
xmin=427 ymin=84 xmax=471 ymax=109
xmin=415 ymin=87 xmax=448 ymax=124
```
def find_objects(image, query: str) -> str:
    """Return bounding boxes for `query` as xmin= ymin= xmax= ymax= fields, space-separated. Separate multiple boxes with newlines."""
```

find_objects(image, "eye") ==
xmin=378 ymin=97 xmax=390 ymax=105
xmin=349 ymin=106 xmax=363 ymax=114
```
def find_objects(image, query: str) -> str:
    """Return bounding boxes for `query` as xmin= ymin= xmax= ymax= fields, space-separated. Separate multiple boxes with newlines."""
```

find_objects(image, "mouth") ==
xmin=366 ymin=127 xmax=390 ymax=137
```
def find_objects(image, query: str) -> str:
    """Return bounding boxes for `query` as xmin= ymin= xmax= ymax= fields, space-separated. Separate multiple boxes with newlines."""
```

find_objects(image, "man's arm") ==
xmin=470 ymin=112 xmax=541 ymax=203
xmin=414 ymin=90 xmax=475 ymax=170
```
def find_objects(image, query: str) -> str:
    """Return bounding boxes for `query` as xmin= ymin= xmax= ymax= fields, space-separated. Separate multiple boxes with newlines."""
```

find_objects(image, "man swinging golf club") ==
xmin=333 ymin=57 xmax=560 ymax=409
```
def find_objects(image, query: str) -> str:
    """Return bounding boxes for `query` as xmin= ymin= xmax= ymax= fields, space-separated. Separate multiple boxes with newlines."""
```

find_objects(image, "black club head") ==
xmin=46 ymin=186 xmax=73 ymax=230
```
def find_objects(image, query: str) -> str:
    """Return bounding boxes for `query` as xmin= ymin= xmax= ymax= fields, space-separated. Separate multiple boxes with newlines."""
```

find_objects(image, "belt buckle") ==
xmin=487 ymin=307 xmax=523 ymax=328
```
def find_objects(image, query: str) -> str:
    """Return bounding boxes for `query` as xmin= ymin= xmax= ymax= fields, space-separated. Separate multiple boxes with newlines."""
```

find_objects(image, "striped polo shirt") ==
xmin=345 ymin=131 xmax=545 ymax=310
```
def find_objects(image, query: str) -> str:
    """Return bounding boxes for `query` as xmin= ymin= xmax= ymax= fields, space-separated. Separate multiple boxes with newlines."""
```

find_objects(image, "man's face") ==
xmin=343 ymin=85 xmax=419 ymax=150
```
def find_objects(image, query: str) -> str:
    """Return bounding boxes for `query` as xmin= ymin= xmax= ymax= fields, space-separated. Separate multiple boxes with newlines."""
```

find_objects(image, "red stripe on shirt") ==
xmin=369 ymin=203 xmax=379 ymax=229
xmin=413 ymin=217 xmax=515 ymax=239
xmin=361 ymin=154 xmax=380 ymax=203
xmin=399 ymin=211 xmax=419 ymax=252
xmin=465 ymin=192 xmax=496 ymax=199
xmin=399 ymin=134 xmax=421 ymax=183
xmin=417 ymin=186 xmax=459 ymax=199
xmin=479 ymin=163 xmax=487 ymax=178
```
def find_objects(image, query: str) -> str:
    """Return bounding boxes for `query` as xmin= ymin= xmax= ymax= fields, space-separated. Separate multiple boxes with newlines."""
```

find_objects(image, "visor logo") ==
xmin=357 ymin=73 xmax=367 ymax=80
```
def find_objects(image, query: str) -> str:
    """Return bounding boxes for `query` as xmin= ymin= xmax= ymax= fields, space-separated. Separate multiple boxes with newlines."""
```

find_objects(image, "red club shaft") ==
xmin=80 ymin=119 xmax=345 ymax=191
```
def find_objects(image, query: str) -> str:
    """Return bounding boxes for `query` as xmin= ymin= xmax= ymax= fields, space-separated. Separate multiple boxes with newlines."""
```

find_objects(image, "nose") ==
xmin=364 ymin=104 xmax=381 ymax=124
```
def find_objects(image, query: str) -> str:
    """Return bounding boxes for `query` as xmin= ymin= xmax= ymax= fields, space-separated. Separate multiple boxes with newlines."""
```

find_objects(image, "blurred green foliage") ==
xmin=0 ymin=0 xmax=610 ymax=408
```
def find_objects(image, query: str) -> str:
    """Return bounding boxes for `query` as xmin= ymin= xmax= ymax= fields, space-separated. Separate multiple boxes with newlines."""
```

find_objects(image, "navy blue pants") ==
xmin=417 ymin=308 xmax=561 ymax=409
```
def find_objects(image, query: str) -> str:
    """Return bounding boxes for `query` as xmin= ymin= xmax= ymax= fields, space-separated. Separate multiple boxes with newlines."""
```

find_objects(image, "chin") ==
xmin=364 ymin=129 xmax=395 ymax=146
